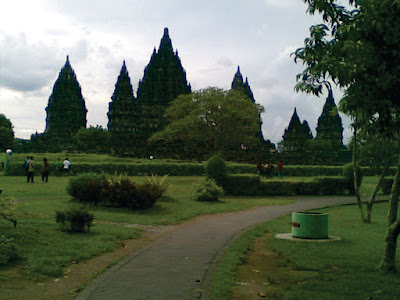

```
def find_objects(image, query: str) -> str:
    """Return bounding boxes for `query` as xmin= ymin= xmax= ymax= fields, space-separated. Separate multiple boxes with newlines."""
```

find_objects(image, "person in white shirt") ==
xmin=62 ymin=158 xmax=71 ymax=175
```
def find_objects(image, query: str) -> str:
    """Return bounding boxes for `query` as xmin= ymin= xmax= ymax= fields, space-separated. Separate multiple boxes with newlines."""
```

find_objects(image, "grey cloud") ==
xmin=0 ymin=34 xmax=93 ymax=92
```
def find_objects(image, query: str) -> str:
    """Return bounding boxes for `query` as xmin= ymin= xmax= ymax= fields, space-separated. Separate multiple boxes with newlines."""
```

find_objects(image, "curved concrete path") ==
xmin=76 ymin=196 xmax=356 ymax=300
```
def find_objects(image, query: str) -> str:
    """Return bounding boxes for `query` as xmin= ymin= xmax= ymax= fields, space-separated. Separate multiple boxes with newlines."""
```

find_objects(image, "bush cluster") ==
xmin=205 ymin=155 xmax=227 ymax=186
xmin=55 ymin=205 xmax=94 ymax=232
xmin=0 ymin=235 xmax=19 ymax=265
xmin=66 ymin=172 xmax=169 ymax=209
xmin=220 ymin=175 xmax=352 ymax=196
xmin=343 ymin=163 xmax=363 ymax=190
xmin=191 ymin=179 xmax=223 ymax=202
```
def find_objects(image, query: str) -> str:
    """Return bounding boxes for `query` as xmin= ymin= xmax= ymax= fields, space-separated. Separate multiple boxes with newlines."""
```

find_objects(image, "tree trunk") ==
xmin=352 ymin=127 xmax=365 ymax=221
xmin=366 ymin=163 xmax=389 ymax=223
xmin=380 ymin=160 xmax=400 ymax=272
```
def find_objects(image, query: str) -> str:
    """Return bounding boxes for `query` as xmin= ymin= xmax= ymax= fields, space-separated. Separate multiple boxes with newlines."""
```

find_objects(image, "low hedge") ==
xmin=6 ymin=160 xmax=399 ymax=177
xmin=221 ymin=175 xmax=353 ymax=196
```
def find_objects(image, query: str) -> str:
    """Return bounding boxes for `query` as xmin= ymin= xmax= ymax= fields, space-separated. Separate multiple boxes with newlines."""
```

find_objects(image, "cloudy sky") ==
xmin=0 ymin=0 xmax=352 ymax=145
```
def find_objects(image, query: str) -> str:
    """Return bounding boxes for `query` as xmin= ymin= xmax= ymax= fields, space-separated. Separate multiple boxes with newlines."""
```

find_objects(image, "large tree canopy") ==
xmin=0 ymin=114 xmax=14 ymax=151
xmin=294 ymin=0 xmax=400 ymax=272
xmin=294 ymin=0 xmax=400 ymax=134
xmin=149 ymin=87 xmax=264 ymax=156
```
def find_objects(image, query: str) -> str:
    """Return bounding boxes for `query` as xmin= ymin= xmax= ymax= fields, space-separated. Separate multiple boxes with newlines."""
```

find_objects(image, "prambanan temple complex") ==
xmin=31 ymin=27 xmax=346 ymax=163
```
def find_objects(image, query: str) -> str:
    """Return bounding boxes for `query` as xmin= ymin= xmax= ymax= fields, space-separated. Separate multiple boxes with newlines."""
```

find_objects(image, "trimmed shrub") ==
xmin=192 ymin=179 xmax=224 ymax=201
xmin=55 ymin=205 xmax=94 ymax=232
xmin=205 ymin=155 xmax=227 ymax=185
xmin=314 ymin=177 xmax=351 ymax=195
xmin=222 ymin=176 xmax=351 ymax=196
xmin=66 ymin=173 xmax=104 ymax=204
xmin=343 ymin=163 xmax=363 ymax=190
xmin=0 ymin=235 xmax=18 ymax=265
xmin=221 ymin=175 xmax=261 ymax=196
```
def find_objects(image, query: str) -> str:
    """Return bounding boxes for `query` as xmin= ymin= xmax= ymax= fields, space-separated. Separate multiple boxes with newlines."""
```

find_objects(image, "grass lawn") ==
xmin=0 ymin=175 xmax=294 ymax=283
xmin=212 ymin=201 xmax=400 ymax=300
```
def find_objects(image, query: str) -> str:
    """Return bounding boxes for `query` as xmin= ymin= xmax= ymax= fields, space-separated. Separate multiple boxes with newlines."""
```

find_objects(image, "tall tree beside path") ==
xmin=293 ymin=0 xmax=400 ymax=271
xmin=149 ymin=87 xmax=264 ymax=157
xmin=0 ymin=114 xmax=14 ymax=152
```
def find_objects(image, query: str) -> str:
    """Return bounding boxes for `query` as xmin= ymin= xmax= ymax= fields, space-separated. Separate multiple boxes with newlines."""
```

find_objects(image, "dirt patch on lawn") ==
xmin=0 ymin=228 xmax=166 ymax=300
xmin=229 ymin=233 xmax=318 ymax=299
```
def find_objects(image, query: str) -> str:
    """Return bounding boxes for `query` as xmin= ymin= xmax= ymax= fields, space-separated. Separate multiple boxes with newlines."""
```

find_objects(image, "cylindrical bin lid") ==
xmin=291 ymin=211 xmax=328 ymax=239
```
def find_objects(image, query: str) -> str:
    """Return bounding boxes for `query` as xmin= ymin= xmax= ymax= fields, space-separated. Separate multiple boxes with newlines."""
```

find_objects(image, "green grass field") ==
xmin=212 ymin=201 xmax=400 ymax=300
xmin=0 ymin=175 xmax=294 ymax=282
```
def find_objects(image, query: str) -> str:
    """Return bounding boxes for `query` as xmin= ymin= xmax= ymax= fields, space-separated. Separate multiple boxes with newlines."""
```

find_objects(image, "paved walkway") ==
xmin=76 ymin=196 xmax=357 ymax=300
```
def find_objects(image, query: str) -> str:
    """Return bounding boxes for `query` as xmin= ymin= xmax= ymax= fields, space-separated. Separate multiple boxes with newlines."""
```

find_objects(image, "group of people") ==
xmin=256 ymin=161 xmax=284 ymax=179
xmin=24 ymin=157 xmax=71 ymax=183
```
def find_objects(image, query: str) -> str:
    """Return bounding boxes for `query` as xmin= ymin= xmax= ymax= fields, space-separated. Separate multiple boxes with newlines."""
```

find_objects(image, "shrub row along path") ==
xmin=76 ymin=196 xmax=359 ymax=300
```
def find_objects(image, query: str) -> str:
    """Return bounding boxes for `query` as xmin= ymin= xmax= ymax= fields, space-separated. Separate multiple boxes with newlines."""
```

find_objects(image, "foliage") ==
xmin=66 ymin=173 xmax=105 ymax=204
xmin=150 ymin=87 xmax=264 ymax=158
xmin=67 ymin=172 xmax=159 ymax=209
xmin=145 ymin=174 xmax=173 ymax=199
xmin=205 ymin=155 xmax=227 ymax=186
xmin=359 ymin=133 xmax=399 ymax=168
xmin=0 ymin=114 xmax=14 ymax=152
xmin=0 ymin=235 xmax=19 ymax=265
xmin=55 ymin=205 xmax=94 ymax=232
xmin=191 ymin=179 xmax=223 ymax=202
xmin=294 ymin=0 xmax=400 ymax=271
xmin=100 ymin=173 xmax=139 ymax=207
xmin=0 ymin=196 xmax=19 ymax=227
xmin=343 ymin=163 xmax=363 ymax=189
xmin=76 ymin=126 xmax=110 ymax=153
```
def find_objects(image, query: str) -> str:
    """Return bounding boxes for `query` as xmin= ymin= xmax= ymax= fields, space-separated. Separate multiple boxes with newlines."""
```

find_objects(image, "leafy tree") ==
xmin=76 ymin=126 xmax=110 ymax=153
xmin=358 ymin=132 xmax=399 ymax=223
xmin=0 ymin=114 xmax=14 ymax=151
xmin=149 ymin=87 xmax=264 ymax=158
xmin=293 ymin=0 xmax=400 ymax=271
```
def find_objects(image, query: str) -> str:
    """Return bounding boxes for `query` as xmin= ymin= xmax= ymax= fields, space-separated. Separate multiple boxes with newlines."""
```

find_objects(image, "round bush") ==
xmin=66 ymin=173 xmax=105 ymax=204
xmin=343 ymin=163 xmax=363 ymax=188
xmin=205 ymin=155 xmax=227 ymax=185
xmin=0 ymin=235 xmax=18 ymax=265
xmin=192 ymin=179 xmax=223 ymax=202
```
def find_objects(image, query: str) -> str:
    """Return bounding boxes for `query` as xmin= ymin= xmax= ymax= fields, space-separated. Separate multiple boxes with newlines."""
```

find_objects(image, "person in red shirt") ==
xmin=277 ymin=161 xmax=284 ymax=179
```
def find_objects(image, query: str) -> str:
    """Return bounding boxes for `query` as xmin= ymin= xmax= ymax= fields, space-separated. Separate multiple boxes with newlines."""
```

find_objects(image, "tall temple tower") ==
xmin=137 ymin=27 xmax=191 ymax=137
xmin=315 ymin=90 xmax=344 ymax=149
xmin=282 ymin=108 xmax=313 ymax=152
xmin=231 ymin=66 xmax=255 ymax=102
xmin=230 ymin=66 xmax=264 ymax=142
xmin=45 ymin=56 xmax=87 ymax=137
xmin=107 ymin=61 xmax=139 ymax=153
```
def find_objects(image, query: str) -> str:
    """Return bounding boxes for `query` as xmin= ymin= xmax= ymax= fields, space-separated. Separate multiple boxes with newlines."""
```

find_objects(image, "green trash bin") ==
xmin=291 ymin=211 xmax=328 ymax=239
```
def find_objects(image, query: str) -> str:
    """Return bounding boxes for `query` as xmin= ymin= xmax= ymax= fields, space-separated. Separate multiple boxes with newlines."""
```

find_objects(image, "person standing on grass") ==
xmin=277 ymin=161 xmax=284 ymax=179
xmin=41 ymin=158 xmax=50 ymax=183
xmin=27 ymin=156 xmax=35 ymax=183
xmin=24 ymin=156 xmax=29 ymax=174
xmin=62 ymin=158 xmax=71 ymax=175
xmin=55 ymin=158 xmax=62 ymax=177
